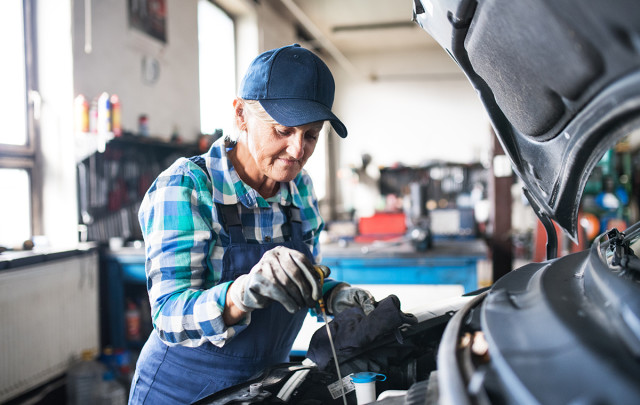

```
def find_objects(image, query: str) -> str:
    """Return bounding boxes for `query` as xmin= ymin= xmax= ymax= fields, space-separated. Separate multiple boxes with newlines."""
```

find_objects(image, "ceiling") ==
xmin=271 ymin=0 xmax=437 ymax=69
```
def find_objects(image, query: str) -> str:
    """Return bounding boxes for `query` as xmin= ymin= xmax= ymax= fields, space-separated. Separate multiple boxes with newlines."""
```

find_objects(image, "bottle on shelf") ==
xmin=138 ymin=114 xmax=149 ymax=137
xmin=89 ymin=97 xmax=98 ymax=134
xmin=66 ymin=349 xmax=105 ymax=405
xmin=97 ymin=92 xmax=112 ymax=135
xmin=125 ymin=300 xmax=141 ymax=341
xmin=74 ymin=95 xmax=89 ymax=133
xmin=110 ymin=94 xmax=122 ymax=137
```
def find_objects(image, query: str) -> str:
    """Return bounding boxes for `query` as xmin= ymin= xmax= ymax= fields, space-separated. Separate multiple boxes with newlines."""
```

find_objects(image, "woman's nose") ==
xmin=287 ymin=134 xmax=305 ymax=160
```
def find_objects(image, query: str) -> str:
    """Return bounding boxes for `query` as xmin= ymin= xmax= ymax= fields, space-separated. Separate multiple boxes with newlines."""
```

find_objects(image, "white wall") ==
xmin=331 ymin=47 xmax=491 ymax=170
xmin=256 ymin=3 xmax=298 ymax=53
xmin=50 ymin=0 xmax=299 ymax=247
xmin=45 ymin=1 xmax=491 ymax=245
xmin=72 ymin=0 xmax=201 ymax=141
xmin=37 ymin=0 xmax=78 ymax=248
xmin=232 ymin=1 xmax=298 ymax=84
xmin=70 ymin=0 xmax=304 ymax=143
xmin=70 ymin=0 xmax=492 ymax=188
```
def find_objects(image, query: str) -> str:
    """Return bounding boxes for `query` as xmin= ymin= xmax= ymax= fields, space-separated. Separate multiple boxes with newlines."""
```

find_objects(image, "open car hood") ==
xmin=413 ymin=0 xmax=640 ymax=241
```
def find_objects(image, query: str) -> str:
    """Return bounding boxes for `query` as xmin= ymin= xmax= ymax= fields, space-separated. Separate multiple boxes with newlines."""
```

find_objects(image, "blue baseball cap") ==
xmin=239 ymin=44 xmax=348 ymax=138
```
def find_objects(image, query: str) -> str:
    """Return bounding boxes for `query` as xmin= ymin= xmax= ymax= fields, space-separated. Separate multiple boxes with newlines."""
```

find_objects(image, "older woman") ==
xmin=129 ymin=44 xmax=375 ymax=404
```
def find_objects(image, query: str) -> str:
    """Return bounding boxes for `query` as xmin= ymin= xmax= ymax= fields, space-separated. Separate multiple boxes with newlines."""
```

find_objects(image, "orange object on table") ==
xmin=356 ymin=212 xmax=406 ymax=242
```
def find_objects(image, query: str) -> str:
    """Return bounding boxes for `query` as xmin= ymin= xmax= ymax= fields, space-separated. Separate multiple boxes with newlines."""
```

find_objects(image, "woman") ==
xmin=129 ymin=44 xmax=375 ymax=404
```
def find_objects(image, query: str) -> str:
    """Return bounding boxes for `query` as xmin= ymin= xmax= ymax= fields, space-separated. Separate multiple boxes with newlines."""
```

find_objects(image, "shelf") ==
xmin=75 ymin=132 xmax=200 ymax=163
xmin=107 ymin=132 xmax=199 ymax=151
xmin=76 ymin=134 xmax=201 ymax=243
xmin=75 ymin=131 xmax=114 ymax=162
xmin=116 ymin=256 xmax=147 ymax=283
xmin=102 ymin=251 xmax=151 ymax=350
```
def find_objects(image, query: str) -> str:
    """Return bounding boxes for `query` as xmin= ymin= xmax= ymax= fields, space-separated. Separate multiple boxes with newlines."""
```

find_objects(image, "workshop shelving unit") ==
xmin=76 ymin=133 xmax=200 ymax=244
xmin=101 ymin=248 xmax=150 ymax=350
xmin=76 ymin=133 xmax=201 ymax=352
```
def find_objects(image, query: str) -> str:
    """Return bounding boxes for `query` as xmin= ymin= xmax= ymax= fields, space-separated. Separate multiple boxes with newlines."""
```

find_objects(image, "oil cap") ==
xmin=351 ymin=372 xmax=386 ymax=383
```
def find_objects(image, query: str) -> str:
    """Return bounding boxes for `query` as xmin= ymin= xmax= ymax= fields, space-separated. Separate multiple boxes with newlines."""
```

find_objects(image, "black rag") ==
xmin=306 ymin=294 xmax=418 ymax=370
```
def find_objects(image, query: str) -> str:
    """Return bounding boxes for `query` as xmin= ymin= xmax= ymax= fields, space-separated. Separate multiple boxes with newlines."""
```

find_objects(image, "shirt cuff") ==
xmin=217 ymin=281 xmax=233 ymax=308
xmin=308 ymin=279 xmax=348 ymax=318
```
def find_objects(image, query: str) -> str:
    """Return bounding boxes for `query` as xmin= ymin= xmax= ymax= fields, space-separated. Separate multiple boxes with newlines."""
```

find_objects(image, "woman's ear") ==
xmin=233 ymin=98 xmax=247 ymax=131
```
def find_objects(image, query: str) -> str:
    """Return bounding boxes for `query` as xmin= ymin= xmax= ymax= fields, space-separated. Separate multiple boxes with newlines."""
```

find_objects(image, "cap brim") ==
xmin=259 ymin=99 xmax=348 ymax=138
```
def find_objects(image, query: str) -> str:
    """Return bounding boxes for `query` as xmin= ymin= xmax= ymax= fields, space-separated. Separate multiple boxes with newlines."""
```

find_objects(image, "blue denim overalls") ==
xmin=128 ymin=203 xmax=312 ymax=404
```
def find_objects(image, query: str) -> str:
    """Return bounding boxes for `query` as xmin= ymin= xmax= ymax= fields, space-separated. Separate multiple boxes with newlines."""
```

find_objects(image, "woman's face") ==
xmin=241 ymin=106 xmax=323 ymax=183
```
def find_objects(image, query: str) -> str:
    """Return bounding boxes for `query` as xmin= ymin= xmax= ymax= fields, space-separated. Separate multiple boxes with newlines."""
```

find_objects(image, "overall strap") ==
xmin=216 ymin=203 xmax=246 ymax=244
xmin=281 ymin=204 xmax=303 ymax=240
xmin=188 ymin=156 xmax=246 ymax=244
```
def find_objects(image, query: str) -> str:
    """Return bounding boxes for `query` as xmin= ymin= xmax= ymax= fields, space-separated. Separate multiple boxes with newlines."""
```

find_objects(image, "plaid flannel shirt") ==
xmin=138 ymin=138 xmax=324 ymax=347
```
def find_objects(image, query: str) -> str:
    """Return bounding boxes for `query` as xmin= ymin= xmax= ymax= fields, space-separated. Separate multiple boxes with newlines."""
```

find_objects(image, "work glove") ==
xmin=307 ymin=294 xmax=418 ymax=370
xmin=228 ymin=246 xmax=322 ymax=314
xmin=326 ymin=283 xmax=376 ymax=316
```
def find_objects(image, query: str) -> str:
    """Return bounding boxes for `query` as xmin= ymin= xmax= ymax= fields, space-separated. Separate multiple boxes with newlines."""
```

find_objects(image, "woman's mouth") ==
xmin=278 ymin=157 xmax=300 ymax=167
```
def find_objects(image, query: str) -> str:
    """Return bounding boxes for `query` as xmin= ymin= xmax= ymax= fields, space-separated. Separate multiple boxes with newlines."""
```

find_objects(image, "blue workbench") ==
xmin=320 ymin=239 xmax=487 ymax=293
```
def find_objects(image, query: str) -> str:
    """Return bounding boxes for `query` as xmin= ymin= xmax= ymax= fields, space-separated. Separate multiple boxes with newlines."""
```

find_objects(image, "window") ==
xmin=198 ymin=0 xmax=236 ymax=136
xmin=195 ymin=0 xmax=327 ymax=200
xmin=0 ymin=0 xmax=39 ymax=249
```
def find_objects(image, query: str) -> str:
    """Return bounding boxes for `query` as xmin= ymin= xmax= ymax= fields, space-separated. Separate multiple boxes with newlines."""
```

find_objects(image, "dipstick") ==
xmin=314 ymin=266 xmax=348 ymax=405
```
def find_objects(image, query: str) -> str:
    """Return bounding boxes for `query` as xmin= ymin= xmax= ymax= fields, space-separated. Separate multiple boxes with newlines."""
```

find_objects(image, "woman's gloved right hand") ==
xmin=227 ymin=246 xmax=322 ymax=314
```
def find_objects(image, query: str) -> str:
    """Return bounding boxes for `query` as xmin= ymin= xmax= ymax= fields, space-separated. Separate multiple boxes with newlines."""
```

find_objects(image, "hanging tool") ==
xmin=314 ymin=265 xmax=348 ymax=405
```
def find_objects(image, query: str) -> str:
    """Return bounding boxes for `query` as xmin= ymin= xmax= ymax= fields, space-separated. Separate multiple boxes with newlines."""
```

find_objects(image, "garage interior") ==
xmin=1 ymin=0 xmax=639 ymax=404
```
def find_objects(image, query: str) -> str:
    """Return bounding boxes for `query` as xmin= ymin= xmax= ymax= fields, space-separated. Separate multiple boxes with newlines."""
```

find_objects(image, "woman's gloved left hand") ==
xmin=228 ymin=246 xmax=321 ymax=314
xmin=326 ymin=283 xmax=376 ymax=316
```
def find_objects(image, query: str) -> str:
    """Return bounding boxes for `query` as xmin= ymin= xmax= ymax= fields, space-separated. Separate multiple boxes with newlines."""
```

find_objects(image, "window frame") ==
xmin=198 ymin=0 xmax=237 ymax=137
xmin=0 ymin=0 xmax=42 ymax=238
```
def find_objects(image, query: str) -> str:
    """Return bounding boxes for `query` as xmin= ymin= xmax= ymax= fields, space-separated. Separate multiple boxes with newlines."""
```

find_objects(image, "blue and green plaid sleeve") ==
xmin=138 ymin=159 xmax=249 ymax=348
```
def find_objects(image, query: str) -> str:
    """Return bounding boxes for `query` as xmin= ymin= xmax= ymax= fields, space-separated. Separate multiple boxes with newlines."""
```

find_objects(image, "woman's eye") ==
xmin=276 ymin=128 xmax=291 ymax=136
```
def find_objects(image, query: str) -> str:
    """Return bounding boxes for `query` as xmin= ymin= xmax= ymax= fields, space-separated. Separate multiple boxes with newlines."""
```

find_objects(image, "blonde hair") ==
xmin=242 ymin=99 xmax=278 ymax=125
xmin=232 ymin=98 xmax=330 ymax=141
xmin=228 ymin=99 xmax=273 ymax=141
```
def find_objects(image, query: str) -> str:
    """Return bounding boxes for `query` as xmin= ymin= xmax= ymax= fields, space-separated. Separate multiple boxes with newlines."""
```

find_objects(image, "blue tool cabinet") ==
xmin=102 ymin=249 xmax=149 ymax=350
xmin=321 ymin=256 xmax=478 ymax=293
xmin=321 ymin=239 xmax=487 ymax=293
